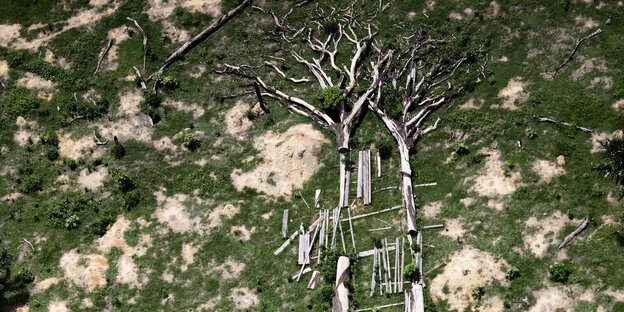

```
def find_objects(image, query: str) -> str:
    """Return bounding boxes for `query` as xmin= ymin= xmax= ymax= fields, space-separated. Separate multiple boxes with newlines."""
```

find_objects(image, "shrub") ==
xmin=593 ymin=136 xmax=624 ymax=197
xmin=454 ymin=139 xmax=469 ymax=155
xmin=377 ymin=138 xmax=394 ymax=159
xmin=64 ymin=158 xmax=78 ymax=170
xmin=5 ymin=50 xmax=25 ymax=66
xmin=182 ymin=130 xmax=200 ymax=151
xmin=111 ymin=140 xmax=125 ymax=159
xmin=505 ymin=266 xmax=520 ymax=280
xmin=319 ymin=249 xmax=340 ymax=282
xmin=471 ymin=284 xmax=484 ymax=300
xmin=549 ymin=263 xmax=572 ymax=283
xmin=111 ymin=169 xmax=135 ymax=192
xmin=560 ymin=0 xmax=570 ymax=11
xmin=45 ymin=145 xmax=59 ymax=161
xmin=91 ymin=213 xmax=116 ymax=236
xmin=140 ymin=91 xmax=162 ymax=123
xmin=123 ymin=190 xmax=141 ymax=210
xmin=404 ymin=262 xmax=419 ymax=281
xmin=321 ymin=284 xmax=334 ymax=302
xmin=16 ymin=268 xmax=34 ymax=284
xmin=380 ymin=85 xmax=402 ymax=119
xmin=0 ymin=88 xmax=40 ymax=117
xmin=527 ymin=129 xmax=538 ymax=140
xmin=159 ymin=75 xmax=179 ymax=90
xmin=41 ymin=130 xmax=59 ymax=146
xmin=314 ymin=86 xmax=344 ymax=111
xmin=20 ymin=176 xmax=42 ymax=193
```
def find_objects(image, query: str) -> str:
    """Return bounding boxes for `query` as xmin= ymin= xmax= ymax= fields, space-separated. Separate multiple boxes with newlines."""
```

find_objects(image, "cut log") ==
xmin=559 ymin=218 xmax=589 ymax=248
xmin=298 ymin=233 xmax=310 ymax=265
xmin=368 ymin=226 xmax=392 ymax=232
xmin=338 ymin=218 xmax=347 ymax=254
xmin=282 ymin=209 xmax=288 ymax=238
xmin=291 ymin=267 xmax=311 ymax=279
xmin=363 ymin=150 xmax=372 ymax=205
xmin=400 ymin=237 xmax=405 ymax=293
xmin=424 ymin=262 xmax=447 ymax=277
xmin=422 ymin=224 xmax=444 ymax=229
xmin=413 ymin=182 xmax=437 ymax=188
xmin=394 ymin=237 xmax=399 ymax=293
xmin=347 ymin=206 xmax=356 ymax=252
xmin=341 ymin=205 xmax=402 ymax=222
xmin=370 ymin=246 xmax=377 ymax=297
xmin=308 ymin=270 xmax=321 ymax=289
xmin=357 ymin=151 xmax=363 ymax=199
xmin=274 ymin=226 xmax=300 ymax=256
xmin=354 ymin=302 xmax=404 ymax=312
xmin=532 ymin=115 xmax=593 ymax=133
xmin=377 ymin=150 xmax=381 ymax=178
xmin=357 ymin=245 xmax=396 ymax=258
xmin=332 ymin=256 xmax=350 ymax=312
xmin=94 ymin=39 xmax=114 ymax=75
xmin=315 ymin=189 xmax=322 ymax=208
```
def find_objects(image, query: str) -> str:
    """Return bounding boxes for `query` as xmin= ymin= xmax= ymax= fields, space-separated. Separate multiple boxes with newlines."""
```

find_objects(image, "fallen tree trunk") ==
xmin=553 ymin=29 xmax=602 ymax=77
xmin=559 ymin=218 xmax=589 ymax=248
xmin=333 ymin=256 xmax=350 ymax=312
xmin=532 ymin=115 xmax=593 ymax=133
xmin=94 ymin=39 xmax=114 ymax=75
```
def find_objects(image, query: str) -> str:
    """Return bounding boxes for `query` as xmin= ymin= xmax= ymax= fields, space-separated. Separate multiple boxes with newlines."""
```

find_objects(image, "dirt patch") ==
xmin=460 ymin=197 xmax=475 ymax=207
xmin=590 ymin=130 xmax=624 ymax=153
xmin=529 ymin=286 xmax=594 ymax=312
xmin=146 ymin=0 xmax=222 ymax=21
xmin=229 ymin=287 xmax=259 ymax=309
xmin=32 ymin=277 xmax=58 ymax=293
xmin=231 ymin=123 xmax=330 ymax=198
xmin=440 ymin=218 xmax=466 ymax=240
xmin=0 ymin=60 xmax=8 ymax=80
xmin=13 ymin=117 xmax=40 ymax=147
xmin=48 ymin=301 xmax=69 ymax=312
xmin=423 ymin=201 xmax=442 ymax=218
xmin=0 ymin=24 xmax=21 ymax=47
xmin=430 ymin=246 xmax=508 ymax=312
xmin=469 ymin=149 xmax=521 ymax=198
xmin=449 ymin=12 xmax=463 ymax=20
xmin=210 ymin=258 xmax=245 ymax=279
xmin=161 ymin=19 xmax=190 ymax=43
xmin=102 ymin=25 xmax=131 ymax=71
xmin=261 ymin=211 xmax=273 ymax=220
xmin=59 ymin=249 xmax=108 ymax=292
xmin=613 ymin=99 xmax=624 ymax=111
xmin=163 ymin=98 xmax=205 ymax=119
xmin=154 ymin=136 xmax=177 ymax=152
xmin=181 ymin=243 xmax=198 ymax=272
xmin=571 ymin=56 xmax=608 ymax=80
xmin=58 ymin=132 xmax=98 ymax=160
xmin=225 ymin=101 xmax=253 ymax=135
xmin=231 ymin=225 xmax=256 ymax=241
xmin=78 ymin=167 xmax=108 ymax=190
xmin=523 ymin=210 xmax=570 ymax=258
xmin=496 ymin=77 xmax=528 ymax=110
xmin=1 ymin=192 xmax=23 ymax=203
xmin=459 ymin=97 xmax=483 ymax=109
xmin=532 ymin=159 xmax=565 ymax=183
xmin=152 ymin=191 xmax=203 ymax=234
xmin=575 ymin=15 xmax=600 ymax=31
xmin=117 ymin=90 xmax=143 ymax=116
xmin=589 ymin=76 xmax=613 ymax=89
xmin=17 ymin=72 xmax=55 ymax=100
xmin=208 ymin=203 xmax=240 ymax=229
xmin=189 ymin=64 xmax=206 ymax=78
xmin=97 ymin=111 xmax=154 ymax=144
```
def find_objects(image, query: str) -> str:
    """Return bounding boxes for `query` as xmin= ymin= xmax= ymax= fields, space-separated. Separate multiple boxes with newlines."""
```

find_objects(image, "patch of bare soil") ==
xmin=529 ymin=285 xmax=595 ymax=312
xmin=58 ymin=132 xmax=98 ymax=160
xmin=229 ymin=287 xmax=259 ymax=309
xmin=210 ymin=258 xmax=245 ymax=279
xmin=429 ymin=246 xmax=508 ymax=312
xmin=97 ymin=109 xmax=153 ymax=144
xmin=590 ymin=130 xmax=624 ymax=153
xmin=523 ymin=210 xmax=570 ymax=258
xmin=589 ymin=76 xmax=613 ymax=89
xmin=152 ymin=191 xmax=204 ymax=234
xmin=532 ymin=159 xmax=565 ymax=183
xmin=460 ymin=197 xmax=475 ymax=207
xmin=459 ymin=97 xmax=483 ymax=109
xmin=59 ymin=249 xmax=109 ymax=292
xmin=32 ymin=277 xmax=58 ymax=293
xmin=117 ymin=89 xmax=143 ymax=116
xmin=78 ymin=167 xmax=108 ymax=190
xmin=225 ymin=101 xmax=253 ymax=135
xmin=161 ymin=19 xmax=190 ymax=43
xmin=440 ymin=218 xmax=466 ymax=240
xmin=1 ymin=192 xmax=23 ymax=203
xmin=0 ymin=60 xmax=8 ymax=80
xmin=43 ymin=49 xmax=71 ymax=70
xmin=571 ymin=56 xmax=608 ymax=81
xmin=17 ymin=72 xmax=56 ymax=100
xmin=181 ymin=243 xmax=198 ymax=272
xmin=146 ymin=0 xmax=222 ymax=21
xmin=208 ymin=203 xmax=240 ymax=229
xmin=102 ymin=25 xmax=131 ymax=71
xmin=231 ymin=225 xmax=256 ymax=241
xmin=154 ymin=136 xmax=177 ymax=152
xmin=612 ymin=99 xmax=624 ymax=111
xmin=469 ymin=149 xmax=521 ymax=199
xmin=48 ymin=301 xmax=69 ymax=312
xmin=163 ymin=98 xmax=205 ymax=119
xmin=189 ymin=64 xmax=206 ymax=78
xmin=13 ymin=117 xmax=40 ymax=147
xmin=423 ymin=201 xmax=442 ymax=218
xmin=575 ymin=15 xmax=600 ymax=31
xmin=231 ymin=123 xmax=330 ymax=198
xmin=496 ymin=77 xmax=529 ymax=110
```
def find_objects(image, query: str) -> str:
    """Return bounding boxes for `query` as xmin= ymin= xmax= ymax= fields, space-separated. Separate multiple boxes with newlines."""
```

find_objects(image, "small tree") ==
xmin=549 ymin=263 xmax=572 ymax=283
xmin=111 ymin=169 xmax=136 ymax=192
xmin=594 ymin=135 xmax=624 ymax=197
xmin=404 ymin=262 xmax=419 ymax=281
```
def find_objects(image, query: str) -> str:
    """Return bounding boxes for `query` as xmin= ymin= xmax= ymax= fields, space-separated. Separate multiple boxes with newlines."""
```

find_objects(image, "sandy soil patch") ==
xmin=102 ymin=25 xmax=131 ymax=71
xmin=163 ymin=98 xmax=205 ymax=119
xmin=43 ymin=49 xmax=71 ymax=70
xmin=32 ymin=277 xmax=58 ymax=293
xmin=613 ymin=99 xmax=624 ymax=111
xmin=152 ymin=191 xmax=204 ymax=233
xmin=532 ymin=159 xmax=565 ymax=183
xmin=529 ymin=286 xmax=594 ymax=312
xmin=489 ymin=1 xmax=501 ymax=16
xmin=116 ymin=254 xmax=140 ymax=287
xmin=604 ymin=287 xmax=624 ymax=301
xmin=460 ymin=197 xmax=475 ymax=207
xmin=162 ymin=270 xmax=174 ymax=282
xmin=58 ymin=132 xmax=99 ymax=160
xmin=469 ymin=149 xmax=521 ymax=198
xmin=225 ymin=101 xmax=253 ymax=135
xmin=423 ymin=201 xmax=442 ymax=218
xmin=575 ymin=16 xmax=600 ymax=31
xmin=97 ymin=112 xmax=154 ymax=143
xmin=48 ymin=301 xmax=69 ymax=312
xmin=589 ymin=76 xmax=613 ymax=89
xmin=590 ymin=130 xmax=624 ymax=153
xmin=231 ymin=123 xmax=329 ymax=198
xmin=261 ymin=211 xmax=273 ymax=220
xmin=189 ymin=64 xmax=206 ymax=78
xmin=0 ymin=60 xmax=8 ymax=80
xmin=440 ymin=218 xmax=466 ymax=240
xmin=117 ymin=90 xmax=143 ymax=116
xmin=154 ymin=136 xmax=177 ymax=152
xmin=496 ymin=77 xmax=528 ymax=110
xmin=230 ymin=287 xmax=259 ymax=309
xmin=231 ymin=225 xmax=256 ymax=241
xmin=210 ymin=258 xmax=245 ymax=279
xmin=17 ymin=72 xmax=56 ymax=100
xmin=571 ymin=56 xmax=608 ymax=80
xmin=1 ymin=192 xmax=23 ymax=202
xmin=0 ymin=24 xmax=21 ymax=47
xmin=459 ymin=97 xmax=483 ymax=109
xmin=59 ymin=249 xmax=108 ymax=292
xmin=181 ymin=243 xmax=198 ymax=272
xmin=13 ymin=118 xmax=40 ymax=147
xmin=161 ymin=19 xmax=190 ymax=43
xmin=78 ymin=167 xmax=108 ymax=190
xmin=523 ymin=211 xmax=570 ymax=258
xmin=430 ymin=246 xmax=508 ymax=312
xmin=449 ymin=12 xmax=463 ymax=20
xmin=208 ymin=203 xmax=240 ymax=229
xmin=82 ymin=298 xmax=94 ymax=308
xmin=146 ymin=0 xmax=222 ymax=21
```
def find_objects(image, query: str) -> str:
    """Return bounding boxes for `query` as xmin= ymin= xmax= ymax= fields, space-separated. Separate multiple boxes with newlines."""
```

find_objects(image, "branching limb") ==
xmin=553 ymin=29 xmax=602 ymax=77
xmin=264 ymin=61 xmax=309 ymax=83
xmin=126 ymin=17 xmax=147 ymax=73
xmin=532 ymin=114 xmax=594 ymax=133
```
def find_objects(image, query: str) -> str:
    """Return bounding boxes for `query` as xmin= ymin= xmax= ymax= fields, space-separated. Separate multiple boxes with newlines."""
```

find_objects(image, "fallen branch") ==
xmin=341 ymin=205 xmax=402 ymax=222
xmin=413 ymin=182 xmax=437 ymax=188
xmin=422 ymin=224 xmax=443 ymax=230
xmin=93 ymin=131 xmax=108 ymax=145
xmin=94 ymin=39 xmax=114 ymax=76
xmin=424 ymin=262 xmax=446 ymax=277
xmin=553 ymin=29 xmax=602 ymax=77
xmin=532 ymin=115 xmax=594 ymax=133
xmin=127 ymin=17 xmax=148 ymax=73
xmin=23 ymin=238 xmax=34 ymax=251
xmin=559 ymin=218 xmax=589 ymax=248
xmin=354 ymin=302 xmax=404 ymax=312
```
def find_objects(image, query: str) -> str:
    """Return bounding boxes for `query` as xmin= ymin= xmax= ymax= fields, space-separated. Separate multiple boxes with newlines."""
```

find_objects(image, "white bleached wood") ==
xmin=308 ymin=270 xmax=321 ymax=289
xmin=341 ymin=205 xmax=402 ymax=222
xmin=347 ymin=205 xmax=356 ymax=252
xmin=315 ymin=189 xmax=322 ymax=208
xmin=333 ymin=256 xmax=350 ymax=312
xmin=282 ymin=209 xmax=289 ymax=238
xmin=298 ymin=233 xmax=310 ymax=265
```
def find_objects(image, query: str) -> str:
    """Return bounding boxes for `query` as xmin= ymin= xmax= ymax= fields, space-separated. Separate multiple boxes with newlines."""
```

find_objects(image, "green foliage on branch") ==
xmin=314 ymin=86 xmax=344 ymax=111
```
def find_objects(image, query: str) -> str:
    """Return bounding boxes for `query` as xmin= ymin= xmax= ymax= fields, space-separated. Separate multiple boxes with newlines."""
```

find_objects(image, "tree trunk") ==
xmin=397 ymin=140 xmax=418 ymax=235
xmin=332 ymin=256 xmax=350 ymax=312
xmin=337 ymin=126 xmax=351 ymax=208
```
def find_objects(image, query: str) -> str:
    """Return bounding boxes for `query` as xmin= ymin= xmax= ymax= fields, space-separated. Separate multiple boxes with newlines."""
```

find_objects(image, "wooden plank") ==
xmin=370 ymin=246 xmax=377 ymax=297
xmin=354 ymin=302 xmax=404 ymax=312
xmin=339 ymin=217 xmax=347 ymax=254
xmin=341 ymin=205 xmax=402 ymax=222
xmin=378 ymin=247 xmax=383 ymax=295
xmin=414 ymin=284 xmax=424 ymax=312
xmin=307 ymin=270 xmax=320 ymax=289
xmin=325 ymin=209 xmax=329 ymax=247
xmin=308 ymin=222 xmax=320 ymax=255
xmin=395 ymin=237 xmax=399 ymax=293
xmin=377 ymin=150 xmax=381 ymax=178
xmin=364 ymin=150 xmax=371 ymax=205
xmin=413 ymin=182 xmax=437 ymax=188
xmin=274 ymin=226 xmax=300 ymax=256
xmin=422 ymin=224 xmax=444 ymax=229
xmin=357 ymin=245 xmax=396 ymax=258
xmin=318 ymin=211 xmax=324 ymax=264
xmin=291 ymin=267 xmax=311 ymax=279
xmin=385 ymin=239 xmax=392 ymax=293
xmin=381 ymin=241 xmax=389 ymax=293
xmin=400 ymin=237 xmax=405 ymax=293
xmin=417 ymin=232 xmax=423 ymax=280
xmin=347 ymin=206 xmax=356 ymax=252
xmin=314 ymin=189 xmax=322 ymax=208
xmin=357 ymin=151 xmax=363 ymax=198
xmin=368 ymin=226 xmax=392 ymax=232
xmin=298 ymin=233 xmax=310 ymax=265
xmin=282 ymin=209 xmax=288 ymax=238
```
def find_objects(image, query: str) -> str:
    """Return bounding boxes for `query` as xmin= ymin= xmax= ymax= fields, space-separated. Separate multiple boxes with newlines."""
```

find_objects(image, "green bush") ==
xmin=45 ymin=145 xmax=59 ymax=161
xmin=471 ymin=284 xmax=484 ymax=300
xmin=183 ymin=130 xmax=200 ymax=151
xmin=123 ymin=190 xmax=141 ymax=210
xmin=91 ymin=213 xmax=116 ymax=236
xmin=319 ymin=249 xmax=340 ymax=282
xmin=111 ymin=169 xmax=135 ymax=192
xmin=527 ymin=128 xmax=538 ymax=140
xmin=0 ymin=88 xmax=40 ymax=117
xmin=16 ymin=268 xmax=34 ymax=284
xmin=41 ymin=130 xmax=59 ymax=146
xmin=314 ymin=86 xmax=344 ymax=111
xmin=505 ymin=266 xmax=520 ymax=280
xmin=404 ymin=262 xmax=419 ymax=281
xmin=20 ymin=176 xmax=42 ymax=193
xmin=159 ymin=76 xmax=179 ymax=90
xmin=454 ymin=139 xmax=469 ymax=155
xmin=5 ymin=49 xmax=25 ymax=66
xmin=140 ymin=91 xmax=162 ymax=123
xmin=320 ymin=284 xmax=334 ymax=302
xmin=549 ymin=263 xmax=572 ymax=283
xmin=380 ymin=86 xmax=402 ymax=119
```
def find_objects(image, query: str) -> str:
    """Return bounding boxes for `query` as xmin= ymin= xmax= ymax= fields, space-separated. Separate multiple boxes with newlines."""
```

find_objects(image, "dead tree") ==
xmin=368 ymin=29 xmax=486 ymax=234
xmin=222 ymin=4 xmax=392 ymax=207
